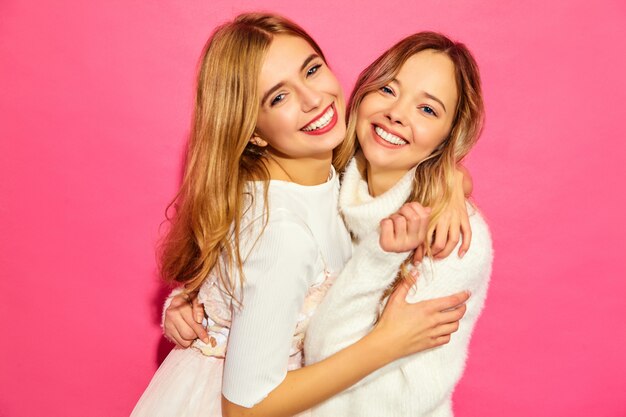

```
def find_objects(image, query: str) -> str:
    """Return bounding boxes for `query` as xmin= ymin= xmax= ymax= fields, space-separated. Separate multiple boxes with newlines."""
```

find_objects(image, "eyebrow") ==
xmin=261 ymin=82 xmax=285 ymax=106
xmin=424 ymin=92 xmax=447 ymax=113
xmin=300 ymin=54 xmax=319 ymax=71
xmin=391 ymin=78 xmax=448 ymax=113
xmin=261 ymin=54 xmax=320 ymax=106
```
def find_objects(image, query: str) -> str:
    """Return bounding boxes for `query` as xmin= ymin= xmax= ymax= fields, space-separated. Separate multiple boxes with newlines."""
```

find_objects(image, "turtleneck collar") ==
xmin=339 ymin=157 xmax=417 ymax=239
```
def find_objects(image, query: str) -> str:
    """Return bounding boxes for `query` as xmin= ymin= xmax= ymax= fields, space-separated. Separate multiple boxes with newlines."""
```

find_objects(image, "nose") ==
xmin=385 ymin=100 xmax=408 ymax=126
xmin=299 ymin=84 xmax=323 ymax=112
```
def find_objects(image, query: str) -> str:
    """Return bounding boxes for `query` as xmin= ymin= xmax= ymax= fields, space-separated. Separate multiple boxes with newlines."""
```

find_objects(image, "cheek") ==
xmin=414 ymin=122 xmax=449 ymax=149
xmin=355 ymin=115 xmax=370 ymax=144
xmin=356 ymin=100 xmax=374 ymax=128
xmin=264 ymin=107 xmax=301 ymax=138
xmin=323 ymin=72 xmax=342 ymax=94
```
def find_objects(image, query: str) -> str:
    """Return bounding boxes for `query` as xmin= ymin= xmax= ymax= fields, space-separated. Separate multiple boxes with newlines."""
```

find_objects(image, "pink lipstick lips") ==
xmin=300 ymin=103 xmax=338 ymax=136
xmin=371 ymin=124 xmax=409 ymax=148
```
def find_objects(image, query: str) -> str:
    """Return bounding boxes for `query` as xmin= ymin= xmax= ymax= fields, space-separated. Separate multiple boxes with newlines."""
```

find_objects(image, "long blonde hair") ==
xmin=335 ymin=32 xmax=485 ymax=291
xmin=159 ymin=13 xmax=346 ymax=300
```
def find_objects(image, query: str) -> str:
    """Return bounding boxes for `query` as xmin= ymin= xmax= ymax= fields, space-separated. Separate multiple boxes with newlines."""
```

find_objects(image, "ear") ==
xmin=250 ymin=135 xmax=268 ymax=147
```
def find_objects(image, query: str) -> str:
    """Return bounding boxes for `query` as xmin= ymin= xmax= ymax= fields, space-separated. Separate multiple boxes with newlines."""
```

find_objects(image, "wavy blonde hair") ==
xmin=334 ymin=32 xmax=485 ymax=292
xmin=159 ymin=13 xmax=350 ymax=300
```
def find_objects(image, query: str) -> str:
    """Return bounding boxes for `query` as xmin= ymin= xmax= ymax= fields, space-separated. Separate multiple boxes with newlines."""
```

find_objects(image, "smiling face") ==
xmin=356 ymin=49 xmax=459 ymax=178
xmin=255 ymin=35 xmax=346 ymax=161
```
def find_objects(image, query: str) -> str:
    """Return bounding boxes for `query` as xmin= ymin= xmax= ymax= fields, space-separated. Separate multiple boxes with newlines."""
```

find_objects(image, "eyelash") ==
xmin=380 ymin=85 xmax=395 ymax=96
xmin=307 ymin=64 xmax=322 ymax=77
xmin=270 ymin=64 xmax=323 ymax=106
xmin=271 ymin=93 xmax=286 ymax=106
xmin=420 ymin=106 xmax=438 ymax=117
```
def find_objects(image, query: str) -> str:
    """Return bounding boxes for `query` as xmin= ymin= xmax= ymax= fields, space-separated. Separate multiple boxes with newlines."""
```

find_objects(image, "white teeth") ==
xmin=302 ymin=106 xmax=335 ymax=131
xmin=375 ymin=126 xmax=407 ymax=146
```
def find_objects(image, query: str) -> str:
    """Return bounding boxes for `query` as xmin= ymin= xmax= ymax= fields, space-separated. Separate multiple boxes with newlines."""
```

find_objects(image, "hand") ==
xmin=380 ymin=202 xmax=431 ymax=254
xmin=163 ymin=292 xmax=209 ymax=347
xmin=428 ymin=170 xmax=472 ymax=261
xmin=374 ymin=281 xmax=469 ymax=360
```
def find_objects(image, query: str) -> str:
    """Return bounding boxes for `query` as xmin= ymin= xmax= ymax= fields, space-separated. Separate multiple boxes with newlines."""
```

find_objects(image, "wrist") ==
xmin=361 ymin=327 xmax=397 ymax=367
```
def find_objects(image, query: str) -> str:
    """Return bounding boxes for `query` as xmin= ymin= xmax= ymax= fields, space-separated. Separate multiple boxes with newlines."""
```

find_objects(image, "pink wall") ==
xmin=1 ymin=1 xmax=625 ymax=416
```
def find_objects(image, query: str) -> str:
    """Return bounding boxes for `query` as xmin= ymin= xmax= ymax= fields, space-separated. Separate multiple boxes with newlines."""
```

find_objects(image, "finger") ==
xmin=175 ymin=314 xmax=200 ymax=341
xmin=388 ymin=278 xmax=411 ymax=305
xmin=414 ymin=206 xmax=431 ymax=251
xmin=166 ymin=325 xmax=192 ymax=348
xmin=404 ymin=270 xmax=418 ymax=288
xmin=433 ymin=334 xmax=452 ymax=346
xmin=432 ymin=321 xmax=461 ymax=337
xmin=439 ymin=303 xmax=468 ymax=323
xmin=390 ymin=214 xmax=407 ymax=243
xmin=192 ymin=298 xmax=205 ymax=324
xmin=435 ymin=219 xmax=460 ymax=259
xmin=412 ymin=244 xmax=424 ymax=264
xmin=429 ymin=291 xmax=470 ymax=313
xmin=181 ymin=311 xmax=210 ymax=344
xmin=379 ymin=218 xmax=394 ymax=251
xmin=408 ymin=203 xmax=430 ymax=244
xmin=431 ymin=215 xmax=450 ymax=256
xmin=399 ymin=206 xmax=421 ymax=246
xmin=458 ymin=217 xmax=472 ymax=258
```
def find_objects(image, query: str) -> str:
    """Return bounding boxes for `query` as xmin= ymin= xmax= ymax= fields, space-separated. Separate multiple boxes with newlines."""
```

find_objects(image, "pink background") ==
xmin=1 ymin=0 xmax=625 ymax=416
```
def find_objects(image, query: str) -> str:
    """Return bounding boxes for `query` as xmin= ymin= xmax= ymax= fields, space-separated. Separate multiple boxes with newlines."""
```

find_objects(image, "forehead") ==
xmin=259 ymin=35 xmax=317 ymax=88
xmin=396 ymin=50 xmax=458 ymax=104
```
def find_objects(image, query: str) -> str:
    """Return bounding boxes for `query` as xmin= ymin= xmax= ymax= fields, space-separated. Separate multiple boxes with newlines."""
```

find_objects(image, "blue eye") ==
xmin=271 ymin=93 xmax=286 ymax=106
xmin=380 ymin=86 xmax=394 ymax=95
xmin=307 ymin=64 xmax=322 ymax=76
xmin=421 ymin=106 xmax=437 ymax=116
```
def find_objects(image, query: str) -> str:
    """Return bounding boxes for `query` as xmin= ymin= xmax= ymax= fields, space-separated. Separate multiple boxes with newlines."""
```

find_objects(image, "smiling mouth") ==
xmin=301 ymin=104 xmax=336 ymax=133
xmin=373 ymin=125 xmax=408 ymax=146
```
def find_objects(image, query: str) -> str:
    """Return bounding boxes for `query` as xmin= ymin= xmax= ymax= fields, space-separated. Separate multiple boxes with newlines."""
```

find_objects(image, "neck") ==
xmin=264 ymin=150 xmax=333 ymax=185
xmin=366 ymin=163 xmax=410 ymax=197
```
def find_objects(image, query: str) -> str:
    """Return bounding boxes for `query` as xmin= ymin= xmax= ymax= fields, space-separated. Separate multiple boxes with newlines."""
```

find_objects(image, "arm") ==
xmin=223 ymin=326 xmax=395 ymax=417
xmin=222 ymin=210 xmax=468 ymax=417
xmin=223 ymin=286 xmax=468 ymax=417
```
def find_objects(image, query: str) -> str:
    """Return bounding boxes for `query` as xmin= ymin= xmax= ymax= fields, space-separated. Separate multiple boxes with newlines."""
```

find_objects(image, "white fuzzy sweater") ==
xmin=304 ymin=158 xmax=493 ymax=417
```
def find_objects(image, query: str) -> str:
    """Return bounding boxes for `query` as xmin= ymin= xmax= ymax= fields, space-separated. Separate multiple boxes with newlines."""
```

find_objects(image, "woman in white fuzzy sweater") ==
xmin=304 ymin=32 xmax=492 ymax=417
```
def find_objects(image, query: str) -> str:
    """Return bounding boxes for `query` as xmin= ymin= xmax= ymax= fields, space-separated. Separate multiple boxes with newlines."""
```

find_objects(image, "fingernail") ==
xmin=459 ymin=250 xmax=466 ymax=258
xmin=203 ymin=336 xmax=210 ymax=344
